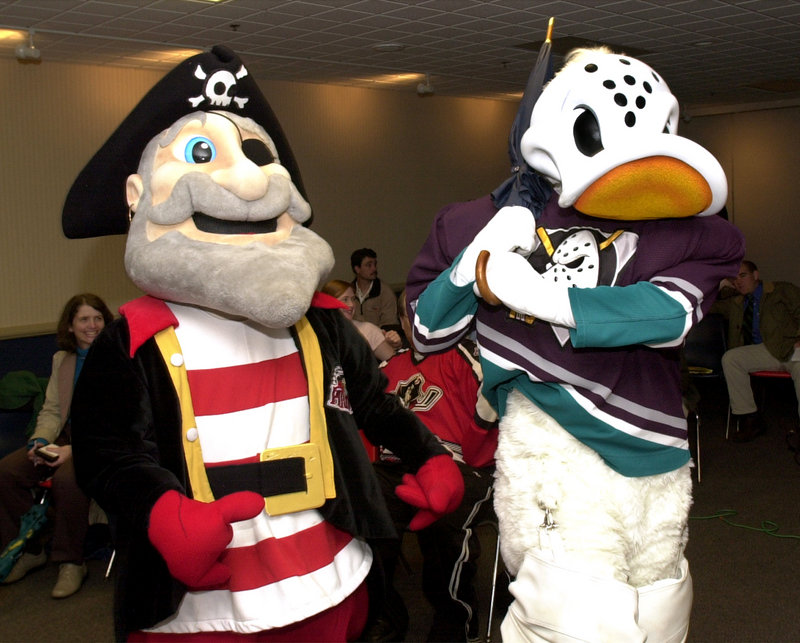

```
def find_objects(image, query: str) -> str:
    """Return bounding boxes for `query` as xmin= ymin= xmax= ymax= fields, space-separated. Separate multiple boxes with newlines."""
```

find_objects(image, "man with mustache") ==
xmin=64 ymin=46 xmax=463 ymax=642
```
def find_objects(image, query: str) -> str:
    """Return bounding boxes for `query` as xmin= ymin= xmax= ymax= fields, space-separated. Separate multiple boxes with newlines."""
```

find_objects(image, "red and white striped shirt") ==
xmin=147 ymin=303 xmax=371 ymax=634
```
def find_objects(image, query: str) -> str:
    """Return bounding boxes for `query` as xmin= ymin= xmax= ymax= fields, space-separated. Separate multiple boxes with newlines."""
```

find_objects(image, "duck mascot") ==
xmin=405 ymin=24 xmax=745 ymax=643
xmin=62 ymin=45 xmax=463 ymax=642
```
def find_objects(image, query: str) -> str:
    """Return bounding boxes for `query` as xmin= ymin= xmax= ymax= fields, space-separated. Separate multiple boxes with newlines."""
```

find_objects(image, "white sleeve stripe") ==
xmin=650 ymin=275 xmax=704 ymax=301
xmin=644 ymin=285 xmax=696 ymax=348
xmin=413 ymin=310 xmax=473 ymax=342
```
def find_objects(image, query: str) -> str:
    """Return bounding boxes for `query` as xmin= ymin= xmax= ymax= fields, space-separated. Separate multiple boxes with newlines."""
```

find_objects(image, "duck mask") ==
xmin=521 ymin=47 xmax=727 ymax=220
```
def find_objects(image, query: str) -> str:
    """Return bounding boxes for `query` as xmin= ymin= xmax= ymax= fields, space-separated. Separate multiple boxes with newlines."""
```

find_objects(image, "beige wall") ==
xmin=265 ymin=79 xmax=518 ymax=288
xmin=0 ymin=59 xmax=517 ymax=336
xmin=2 ymin=57 xmax=798 ymax=338
xmin=2 ymin=60 xmax=160 ymax=336
xmin=681 ymin=106 xmax=800 ymax=286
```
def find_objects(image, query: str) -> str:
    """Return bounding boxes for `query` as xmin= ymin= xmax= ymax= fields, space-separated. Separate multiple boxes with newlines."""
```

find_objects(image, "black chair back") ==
xmin=684 ymin=313 xmax=727 ymax=376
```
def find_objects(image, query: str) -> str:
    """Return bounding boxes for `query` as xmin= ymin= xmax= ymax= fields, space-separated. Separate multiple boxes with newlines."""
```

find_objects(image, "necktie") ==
xmin=742 ymin=296 xmax=754 ymax=345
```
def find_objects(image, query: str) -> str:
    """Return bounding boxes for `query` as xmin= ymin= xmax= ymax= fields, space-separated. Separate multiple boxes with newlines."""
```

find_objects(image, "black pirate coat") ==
xmin=70 ymin=298 xmax=445 ymax=639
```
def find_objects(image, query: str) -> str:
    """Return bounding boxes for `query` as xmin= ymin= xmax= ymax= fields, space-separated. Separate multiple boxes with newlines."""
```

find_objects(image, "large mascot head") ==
xmin=62 ymin=45 xmax=334 ymax=328
xmin=521 ymin=47 xmax=728 ymax=220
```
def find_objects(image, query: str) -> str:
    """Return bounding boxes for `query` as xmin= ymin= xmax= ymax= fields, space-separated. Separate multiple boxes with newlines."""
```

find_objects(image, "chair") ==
xmin=750 ymin=369 xmax=792 ymax=408
xmin=750 ymin=369 xmax=794 ymax=439
xmin=723 ymin=368 xmax=795 ymax=441
xmin=683 ymin=313 xmax=728 ymax=481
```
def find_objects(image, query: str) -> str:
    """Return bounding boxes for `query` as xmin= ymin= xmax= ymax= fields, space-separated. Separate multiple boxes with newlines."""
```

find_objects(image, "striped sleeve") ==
xmin=568 ymin=281 xmax=691 ymax=349
xmin=412 ymin=256 xmax=478 ymax=353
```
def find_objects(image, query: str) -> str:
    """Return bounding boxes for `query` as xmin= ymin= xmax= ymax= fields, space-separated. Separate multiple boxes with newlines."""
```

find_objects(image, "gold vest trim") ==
xmin=153 ymin=316 xmax=335 ymax=514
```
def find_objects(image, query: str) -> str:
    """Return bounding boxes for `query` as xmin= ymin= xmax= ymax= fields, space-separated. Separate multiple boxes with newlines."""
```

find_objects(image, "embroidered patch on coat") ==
xmin=326 ymin=365 xmax=352 ymax=414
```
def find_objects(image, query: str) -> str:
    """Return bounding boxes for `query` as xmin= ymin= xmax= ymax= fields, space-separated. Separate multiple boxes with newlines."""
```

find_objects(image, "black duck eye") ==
xmin=574 ymin=108 xmax=604 ymax=157
xmin=242 ymin=139 xmax=275 ymax=166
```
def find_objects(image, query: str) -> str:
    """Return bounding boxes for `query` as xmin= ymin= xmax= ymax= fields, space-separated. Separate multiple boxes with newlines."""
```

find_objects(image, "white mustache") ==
xmin=144 ymin=170 xmax=311 ymax=227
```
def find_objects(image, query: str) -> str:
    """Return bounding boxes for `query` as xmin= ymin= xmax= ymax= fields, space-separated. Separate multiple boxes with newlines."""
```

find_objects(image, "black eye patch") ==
xmin=241 ymin=139 xmax=275 ymax=166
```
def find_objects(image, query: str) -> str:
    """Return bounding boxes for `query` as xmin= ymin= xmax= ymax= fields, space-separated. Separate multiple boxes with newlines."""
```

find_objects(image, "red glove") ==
xmin=395 ymin=454 xmax=465 ymax=531
xmin=147 ymin=489 xmax=264 ymax=588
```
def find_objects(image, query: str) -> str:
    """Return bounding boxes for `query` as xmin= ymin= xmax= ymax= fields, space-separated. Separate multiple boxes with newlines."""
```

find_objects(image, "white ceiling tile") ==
xmin=0 ymin=0 xmax=796 ymax=109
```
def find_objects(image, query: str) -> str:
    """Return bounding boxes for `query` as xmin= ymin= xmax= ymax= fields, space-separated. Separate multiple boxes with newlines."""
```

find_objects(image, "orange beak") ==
xmin=575 ymin=156 xmax=713 ymax=220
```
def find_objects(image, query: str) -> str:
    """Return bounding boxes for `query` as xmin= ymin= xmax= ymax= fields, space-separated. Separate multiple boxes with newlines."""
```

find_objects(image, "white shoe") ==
xmin=51 ymin=562 xmax=87 ymax=598
xmin=2 ymin=550 xmax=47 ymax=584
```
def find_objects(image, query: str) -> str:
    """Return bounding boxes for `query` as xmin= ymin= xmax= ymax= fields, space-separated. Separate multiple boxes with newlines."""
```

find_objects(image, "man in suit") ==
xmin=713 ymin=260 xmax=800 ymax=441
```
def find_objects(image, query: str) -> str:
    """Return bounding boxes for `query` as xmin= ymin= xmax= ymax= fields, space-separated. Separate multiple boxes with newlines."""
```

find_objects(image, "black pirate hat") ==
xmin=62 ymin=45 xmax=306 ymax=238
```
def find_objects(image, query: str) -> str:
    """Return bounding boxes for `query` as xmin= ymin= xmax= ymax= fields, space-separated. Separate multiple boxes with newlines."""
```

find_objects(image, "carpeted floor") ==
xmin=683 ymin=376 xmax=800 ymax=643
xmin=0 ymin=377 xmax=798 ymax=642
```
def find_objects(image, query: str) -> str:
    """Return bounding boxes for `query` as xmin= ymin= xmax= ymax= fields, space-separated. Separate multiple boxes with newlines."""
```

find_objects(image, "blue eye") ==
xmin=184 ymin=137 xmax=216 ymax=163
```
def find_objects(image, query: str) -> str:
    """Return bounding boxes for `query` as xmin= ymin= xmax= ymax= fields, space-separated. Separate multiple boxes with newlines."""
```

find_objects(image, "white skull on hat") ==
xmin=189 ymin=64 xmax=250 ymax=109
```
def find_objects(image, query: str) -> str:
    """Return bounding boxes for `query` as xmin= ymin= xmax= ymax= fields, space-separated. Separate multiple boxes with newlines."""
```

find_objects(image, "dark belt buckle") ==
xmin=261 ymin=443 xmax=325 ymax=515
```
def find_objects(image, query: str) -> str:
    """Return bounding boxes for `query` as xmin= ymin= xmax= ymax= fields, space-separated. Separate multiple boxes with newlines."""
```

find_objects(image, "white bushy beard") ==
xmin=124 ymin=177 xmax=334 ymax=329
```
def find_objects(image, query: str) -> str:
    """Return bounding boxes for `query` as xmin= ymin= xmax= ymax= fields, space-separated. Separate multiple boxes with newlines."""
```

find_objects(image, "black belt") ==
xmin=206 ymin=458 xmax=307 ymax=499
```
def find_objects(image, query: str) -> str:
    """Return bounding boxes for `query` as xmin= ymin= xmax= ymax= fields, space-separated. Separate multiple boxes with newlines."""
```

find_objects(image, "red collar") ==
xmin=310 ymin=291 xmax=348 ymax=310
xmin=119 ymin=296 xmax=178 ymax=357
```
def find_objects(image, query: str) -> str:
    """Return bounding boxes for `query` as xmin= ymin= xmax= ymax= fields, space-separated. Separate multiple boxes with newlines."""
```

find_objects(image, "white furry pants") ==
xmin=494 ymin=390 xmax=693 ymax=642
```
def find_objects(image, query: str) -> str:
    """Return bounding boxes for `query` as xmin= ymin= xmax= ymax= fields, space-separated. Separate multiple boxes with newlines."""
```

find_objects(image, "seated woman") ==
xmin=322 ymin=279 xmax=400 ymax=362
xmin=0 ymin=293 xmax=113 ymax=598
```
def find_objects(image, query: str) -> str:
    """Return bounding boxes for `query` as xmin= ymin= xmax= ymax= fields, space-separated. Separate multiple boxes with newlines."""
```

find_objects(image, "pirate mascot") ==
xmin=64 ymin=46 xmax=463 ymax=641
xmin=406 ymin=34 xmax=745 ymax=642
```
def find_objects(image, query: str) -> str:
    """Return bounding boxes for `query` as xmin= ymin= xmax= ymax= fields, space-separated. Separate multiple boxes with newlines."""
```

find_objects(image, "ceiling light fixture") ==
xmin=15 ymin=28 xmax=41 ymax=64
xmin=373 ymin=42 xmax=405 ymax=53
xmin=417 ymin=72 xmax=434 ymax=96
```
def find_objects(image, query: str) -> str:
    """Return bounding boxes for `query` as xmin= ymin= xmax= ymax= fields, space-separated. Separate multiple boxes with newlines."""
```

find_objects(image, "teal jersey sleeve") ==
xmin=568 ymin=281 xmax=689 ymax=348
xmin=413 ymin=251 xmax=479 ymax=351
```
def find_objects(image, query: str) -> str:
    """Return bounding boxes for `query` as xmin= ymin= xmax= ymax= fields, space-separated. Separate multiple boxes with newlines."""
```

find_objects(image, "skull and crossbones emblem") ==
xmin=188 ymin=64 xmax=250 ymax=109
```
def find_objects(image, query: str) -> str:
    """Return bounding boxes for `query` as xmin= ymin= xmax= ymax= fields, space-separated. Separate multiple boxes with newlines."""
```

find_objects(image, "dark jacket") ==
xmin=712 ymin=280 xmax=800 ymax=361
xmin=70 ymin=300 xmax=445 ymax=640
